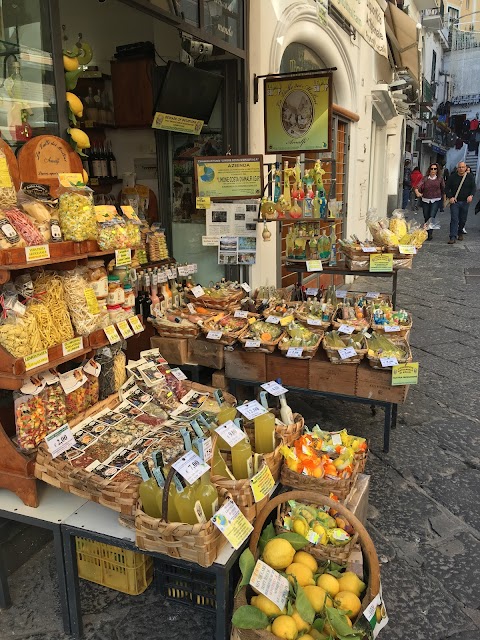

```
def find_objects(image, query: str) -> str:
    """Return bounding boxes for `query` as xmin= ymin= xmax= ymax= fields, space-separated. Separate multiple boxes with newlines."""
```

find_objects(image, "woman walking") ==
xmin=414 ymin=163 xmax=445 ymax=240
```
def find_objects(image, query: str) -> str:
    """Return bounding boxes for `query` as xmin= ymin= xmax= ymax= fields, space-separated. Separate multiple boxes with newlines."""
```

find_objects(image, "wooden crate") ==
xmin=224 ymin=349 xmax=267 ymax=382
xmin=355 ymin=362 xmax=409 ymax=403
xmin=188 ymin=336 xmax=224 ymax=369
xmin=150 ymin=336 xmax=190 ymax=365
xmin=309 ymin=350 xmax=357 ymax=395
xmin=265 ymin=352 xmax=309 ymax=389
xmin=211 ymin=370 xmax=228 ymax=390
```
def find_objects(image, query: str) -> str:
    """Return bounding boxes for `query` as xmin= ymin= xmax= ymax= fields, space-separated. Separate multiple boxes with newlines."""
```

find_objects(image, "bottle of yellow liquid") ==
xmin=173 ymin=474 xmax=198 ymax=525
xmin=254 ymin=391 xmax=276 ymax=454
xmin=193 ymin=438 xmax=219 ymax=520
xmin=180 ymin=427 xmax=201 ymax=492
xmin=231 ymin=418 xmax=254 ymax=480
xmin=137 ymin=460 xmax=162 ymax=518
xmin=156 ymin=459 xmax=181 ymax=522
xmin=214 ymin=389 xmax=237 ymax=426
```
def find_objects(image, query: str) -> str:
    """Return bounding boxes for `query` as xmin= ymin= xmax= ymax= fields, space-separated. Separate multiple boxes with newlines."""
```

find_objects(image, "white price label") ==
xmin=245 ymin=340 xmax=261 ymax=348
xmin=172 ymin=450 xmax=210 ymax=485
xmin=203 ymin=436 xmax=213 ymax=463
xmin=380 ymin=356 xmax=399 ymax=368
xmin=45 ymin=424 xmax=76 ymax=459
xmin=250 ymin=560 xmax=289 ymax=611
xmin=306 ymin=288 xmax=318 ymax=296
xmin=286 ymin=347 xmax=304 ymax=358
xmin=384 ymin=325 xmax=401 ymax=333
xmin=361 ymin=246 xmax=377 ymax=253
xmin=171 ymin=367 xmax=188 ymax=380
xmin=338 ymin=324 xmax=355 ymax=335
xmin=366 ymin=292 xmax=380 ymax=299
xmin=234 ymin=310 xmax=249 ymax=318
xmin=187 ymin=303 xmax=196 ymax=313
xmin=166 ymin=269 xmax=174 ymax=279
xmin=307 ymin=318 xmax=323 ymax=326
xmin=398 ymin=245 xmax=416 ymax=255
xmin=241 ymin=282 xmax=251 ymax=293
xmin=261 ymin=381 xmax=289 ymax=397
xmin=331 ymin=433 xmax=343 ymax=446
xmin=266 ymin=316 xmax=280 ymax=324
xmin=336 ymin=290 xmax=347 ymax=298
xmin=177 ymin=266 xmax=188 ymax=276
xmin=206 ymin=330 xmax=222 ymax=340
xmin=191 ymin=285 xmax=205 ymax=298
xmin=306 ymin=260 xmax=323 ymax=272
xmin=339 ymin=346 xmax=357 ymax=360
xmin=215 ymin=421 xmax=246 ymax=447
xmin=237 ymin=400 xmax=268 ymax=421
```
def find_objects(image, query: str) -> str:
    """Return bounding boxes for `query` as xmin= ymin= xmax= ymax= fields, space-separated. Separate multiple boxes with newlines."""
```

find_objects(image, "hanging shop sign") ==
xmin=202 ymin=0 xmax=244 ymax=50
xmin=194 ymin=155 xmax=263 ymax=200
xmin=152 ymin=112 xmax=204 ymax=135
xmin=264 ymin=73 xmax=332 ymax=154
xmin=330 ymin=0 xmax=388 ymax=58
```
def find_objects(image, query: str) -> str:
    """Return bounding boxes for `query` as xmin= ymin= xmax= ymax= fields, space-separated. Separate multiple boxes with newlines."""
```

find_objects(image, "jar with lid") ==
xmin=122 ymin=305 xmax=135 ymax=319
xmin=112 ymin=265 xmax=131 ymax=285
xmin=107 ymin=304 xmax=126 ymax=324
xmin=97 ymin=298 xmax=110 ymax=328
xmin=87 ymin=260 xmax=108 ymax=299
xmin=107 ymin=275 xmax=125 ymax=306
xmin=123 ymin=283 xmax=135 ymax=309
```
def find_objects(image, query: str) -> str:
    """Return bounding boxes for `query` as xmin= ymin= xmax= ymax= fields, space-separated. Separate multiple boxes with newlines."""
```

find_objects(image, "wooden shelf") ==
xmin=258 ymin=217 xmax=341 ymax=223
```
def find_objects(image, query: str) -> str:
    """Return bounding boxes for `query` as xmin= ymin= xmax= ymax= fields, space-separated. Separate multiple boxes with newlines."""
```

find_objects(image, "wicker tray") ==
xmin=277 ymin=332 xmax=322 ymax=360
xmin=201 ymin=315 xmax=249 ymax=346
xmin=369 ymin=316 xmax=412 ymax=338
xmin=295 ymin=302 xmax=333 ymax=332
xmin=280 ymin=455 xmax=361 ymax=500
xmin=341 ymin=244 xmax=383 ymax=259
xmin=332 ymin=306 xmax=370 ymax=333
xmin=238 ymin=330 xmax=285 ymax=353
xmin=233 ymin=491 xmax=381 ymax=640
xmin=185 ymin=288 xmax=244 ymax=310
xmin=322 ymin=334 xmax=367 ymax=364
xmin=149 ymin=317 xmax=199 ymax=339
xmin=366 ymin=337 xmax=412 ymax=370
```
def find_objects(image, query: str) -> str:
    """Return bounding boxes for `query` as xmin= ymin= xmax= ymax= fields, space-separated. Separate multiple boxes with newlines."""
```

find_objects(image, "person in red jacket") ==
xmin=410 ymin=166 xmax=423 ymax=212
xmin=414 ymin=164 xmax=445 ymax=240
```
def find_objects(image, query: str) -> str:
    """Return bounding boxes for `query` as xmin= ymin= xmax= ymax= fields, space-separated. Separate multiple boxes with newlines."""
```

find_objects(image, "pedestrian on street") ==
xmin=445 ymin=161 xmax=476 ymax=244
xmin=414 ymin=163 xmax=445 ymax=240
xmin=439 ymin=164 xmax=449 ymax=212
xmin=402 ymin=159 xmax=412 ymax=209
xmin=462 ymin=167 xmax=472 ymax=234
xmin=410 ymin=166 xmax=423 ymax=212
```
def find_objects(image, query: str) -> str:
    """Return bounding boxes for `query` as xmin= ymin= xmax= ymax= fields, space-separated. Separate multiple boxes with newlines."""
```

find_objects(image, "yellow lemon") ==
xmin=312 ymin=524 xmax=328 ymax=544
xmin=293 ymin=519 xmax=308 ymax=537
xmin=301 ymin=636 xmax=316 ymax=640
xmin=271 ymin=615 xmax=298 ymax=640
xmin=317 ymin=573 xmax=340 ymax=597
xmin=250 ymin=594 xmax=284 ymax=617
xmin=66 ymin=92 xmax=83 ymax=117
xmin=309 ymin=630 xmax=328 ymax=640
xmin=337 ymin=572 xmax=366 ymax=597
xmin=293 ymin=551 xmax=318 ymax=574
xmin=67 ymin=127 xmax=90 ymax=150
xmin=263 ymin=538 xmax=296 ymax=571
xmin=63 ymin=55 xmax=79 ymax=72
xmin=291 ymin=609 xmax=310 ymax=632
xmin=285 ymin=563 xmax=315 ymax=587
xmin=82 ymin=169 xmax=89 ymax=184
xmin=303 ymin=585 xmax=332 ymax=613
xmin=334 ymin=591 xmax=362 ymax=619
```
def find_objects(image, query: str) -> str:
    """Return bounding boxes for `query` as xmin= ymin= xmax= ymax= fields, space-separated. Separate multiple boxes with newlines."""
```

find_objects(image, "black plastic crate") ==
xmin=154 ymin=559 xmax=217 ymax=612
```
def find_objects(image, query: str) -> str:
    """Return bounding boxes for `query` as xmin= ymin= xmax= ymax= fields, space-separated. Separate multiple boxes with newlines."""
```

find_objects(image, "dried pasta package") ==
xmin=84 ymin=372 xmax=99 ymax=409
xmin=0 ymin=311 xmax=42 ymax=357
xmin=62 ymin=267 xmax=102 ymax=335
xmin=15 ymin=394 xmax=46 ymax=450
xmin=95 ymin=205 xmax=130 ymax=250
xmin=65 ymin=385 xmax=88 ymax=422
xmin=42 ymin=382 xmax=66 ymax=434
xmin=58 ymin=177 xmax=97 ymax=241
xmin=113 ymin=345 xmax=127 ymax=391
xmin=17 ymin=184 xmax=54 ymax=224
xmin=120 ymin=205 xmax=142 ymax=248
xmin=96 ymin=347 xmax=116 ymax=400
xmin=3 ymin=207 xmax=45 ymax=246
xmin=32 ymin=272 xmax=74 ymax=344
xmin=0 ymin=212 xmax=26 ymax=249
xmin=0 ymin=150 xmax=17 ymax=208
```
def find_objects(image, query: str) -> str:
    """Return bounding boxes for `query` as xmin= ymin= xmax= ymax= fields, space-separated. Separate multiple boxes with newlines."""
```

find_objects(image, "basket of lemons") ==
xmin=232 ymin=491 xmax=381 ymax=640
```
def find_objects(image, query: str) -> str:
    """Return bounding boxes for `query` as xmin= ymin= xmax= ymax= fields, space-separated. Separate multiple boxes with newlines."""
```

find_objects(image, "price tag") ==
xmin=380 ymin=356 xmax=399 ymax=368
xmin=370 ymin=253 xmax=393 ymax=272
xmin=362 ymin=584 xmax=389 ymax=638
xmin=250 ymin=465 xmax=275 ymax=503
xmin=45 ymin=424 xmax=76 ymax=459
xmin=115 ymin=248 xmax=132 ymax=266
xmin=398 ymin=245 xmax=416 ymax=255
xmin=203 ymin=436 xmax=213 ymax=463
xmin=237 ymin=400 xmax=268 ymax=421
xmin=196 ymin=196 xmax=211 ymax=209
xmin=306 ymin=288 xmax=318 ymax=296
xmin=338 ymin=324 xmax=355 ymax=335
xmin=384 ymin=325 xmax=401 ymax=333
xmin=25 ymin=244 xmax=50 ymax=262
xmin=117 ymin=320 xmax=134 ymax=339
xmin=306 ymin=260 xmax=323 ymax=272
xmin=361 ymin=246 xmax=377 ymax=253
xmin=104 ymin=325 xmax=121 ymax=344
xmin=392 ymin=362 xmax=419 ymax=386
xmin=128 ymin=316 xmax=144 ymax=334
xmin=62 ymin=337 xmax=84 ymax=357
xmin=331 ymin=433 xmax=343 ymax=446
xmin=286 ymin=347 xmax=304 ymax=358
xmin=191 ymin=285 xmax=205 ymax=298
xmin=307 ymin=318 xmax=323 ymax=326
xmin=24 ymin=349 xmax=49 ymax=372
xmin=84 ymin=288 xmax=100 ymax=315
xmin=266 ymin=316 xmax=280 ymax=324
xmin=335 ymin=290 xmax=347 ymax=298
xmin=172 ymin=450 xmax=210 ymax=485
xmin=241 ymin=282 xmax=251 ymax=293
xmin=261 ymin=381 xmax=288 ymax=397
xmin=234 ymin=310 xmax=249 ymax=318
xmin=166 ymin=269 xmax=174 ymax=279
xmin=212 ymin=498 xmax=253 ymax=550
xmin=366 ymin=292 xmax=380 ymax=299
xmin=249 ymin=560 xmax=289 ymax=610
xmin=339 ymin=346 xmax=357 ymax=360
xmin=207 ymin=330 xmax=222 ymax=340
xmin=215 ymin=421 xmax=246 ymax=447
xmin=245 ymin=340 xmax=261 ymax=348
xmin=171 ymin=367 xmax=188 ymax=381
xmin=83 ymin=358 xmax=101 ymax=377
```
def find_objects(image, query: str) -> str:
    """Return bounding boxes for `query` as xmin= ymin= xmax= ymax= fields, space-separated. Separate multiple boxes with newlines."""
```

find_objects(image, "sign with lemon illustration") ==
xmin=194 ymin=155 xmax=263 ymax=200
xmin=264 ymin=72 xmax=332 ymax=153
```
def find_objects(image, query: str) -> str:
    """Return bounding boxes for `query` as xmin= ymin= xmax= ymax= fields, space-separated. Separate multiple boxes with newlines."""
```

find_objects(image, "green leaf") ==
xmin=338 ymin=634 xmax=363 ymax=640
xmin=329 ymin=561 xmax=345 ymax=572
xmin=325 ymin=606 xmax=357 ymax=637
xmin=295 ymin=585 xmax=315 ymax=625
xmin=258 ymin=522 xmax=276 ymax=555
xmin=274 ymin=532 xmax=309 ymax=550
xmin=287 ymin=600 xmax=294 ymax=616
xmin=312 ymin=617 xmax=326 ymax=632
xmin=234 ymin=549 xmax=255 ymax=596
xmin=327 ymin=569 xmax=343 ymax=578
xmin=232 ymin=605 xmax=269 ymax=630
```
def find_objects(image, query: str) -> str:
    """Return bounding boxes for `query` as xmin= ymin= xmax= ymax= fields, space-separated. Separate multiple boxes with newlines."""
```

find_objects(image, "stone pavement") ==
xmin=1 ymin=205 xmax=480 ymax=640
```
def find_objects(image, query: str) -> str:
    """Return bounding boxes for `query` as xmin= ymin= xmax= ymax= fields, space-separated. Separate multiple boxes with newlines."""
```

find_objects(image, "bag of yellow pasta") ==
xmin=58 ymin=174 xmax=97 ymax=242
xmin=389 ymin=210 xmax=408 ymax=240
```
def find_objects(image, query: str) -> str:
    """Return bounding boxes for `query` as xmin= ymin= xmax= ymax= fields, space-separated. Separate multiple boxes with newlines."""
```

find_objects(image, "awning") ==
xmin=385 ymin=4 xmax=420 ymax=83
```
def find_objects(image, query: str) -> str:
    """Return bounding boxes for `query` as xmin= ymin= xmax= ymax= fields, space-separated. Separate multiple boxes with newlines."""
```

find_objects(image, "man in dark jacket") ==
xmin=402 ymin=160 xmax=412 ymax=209
xmin=445 ymin=161 xmax=476 ymax=243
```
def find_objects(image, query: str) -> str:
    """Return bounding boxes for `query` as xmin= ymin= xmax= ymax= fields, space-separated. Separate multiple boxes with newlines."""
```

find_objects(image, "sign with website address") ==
xmin=194 ymin=155 xmax=263 ymax=200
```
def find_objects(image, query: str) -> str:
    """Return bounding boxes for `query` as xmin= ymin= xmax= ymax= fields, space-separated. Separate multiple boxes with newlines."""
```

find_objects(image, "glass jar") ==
xmin=97 ymin=298 xmax=110 ymax=328
xmin=123 ymin=284 xmax=135 ymax=309
xmin=122 ymin=305 xmax=135 ymax=319
xmin=107 ymin=275 xmax=125 ymax=306
xmin=112 ymin=265 xmax=130 ymax=285
xmin=107 ymin=304 xmax=125 ymax=324
xmin=87 ymin=260 xmax=108 ymax=299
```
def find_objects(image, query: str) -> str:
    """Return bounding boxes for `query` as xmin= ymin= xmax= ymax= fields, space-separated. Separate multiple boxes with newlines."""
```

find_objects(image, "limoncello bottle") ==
xmin=193 ymin=438 xmax=219 ymax=520
xmin=231 ymin=418 xmax=254 ymax=480
xmin=214 ymin=389 xmax=237 ymax=425
xmin=137 ymin=460 xmax=162 ymax=518
xmin=254 ymin=391 xmax=276 ymax=454
xmin=173 ymin=474 xmax=198 ymax=525
xmin=157 ymin=459 xmax=181 ymax=522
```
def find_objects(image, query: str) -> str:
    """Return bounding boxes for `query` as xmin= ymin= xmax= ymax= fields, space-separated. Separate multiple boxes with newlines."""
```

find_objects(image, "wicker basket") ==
xmin=233 ymin=491 xmax=381 ymax=640
xmin=322 ymin=334 xmax=367 ymax=365
xmin=277 ymin=332 xmax=322 ymax=360
xmin=149 ymin=317 xmax=200 ymax=339
xmin=185 ymin=289 xmax=244 ymax=311
xmin=238 ymin=331 xmax=285 ymax=354
xmin=243 ymin=412 xmax=304 ymax=449
xmin=295 ymin=303 xmax=333 ymax=332
xmin=280 ymin=456 xmax=361 ymax=501
xmin=341 ymin=244 xmax=383 ymax=259
xmin=201 ymin=315 xmax=249 ymax=346
xmin=369 ymin=317 xmax=412 ymax=339
xmin=366 ymin=337 xmax=412 ymax=370
xmin=331 ymin=306 xmax=370 ymax=333
xmin=135 ymin=470 xmax=229 ymax=567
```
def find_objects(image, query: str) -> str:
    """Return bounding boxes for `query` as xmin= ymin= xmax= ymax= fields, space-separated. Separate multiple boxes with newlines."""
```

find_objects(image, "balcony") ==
xmin=421 ymin=7 xmax=443 ymax=30
xmin=422 ymin=77 xmax=436 ymax=105
xmin=415 ymin=0 xmax=441 ymax=10
xmin=418 ymin=122 xmax=449 ymax=150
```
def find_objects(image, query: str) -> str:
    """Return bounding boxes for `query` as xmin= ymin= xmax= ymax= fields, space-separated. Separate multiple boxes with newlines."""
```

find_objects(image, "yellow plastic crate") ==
xmin=75 ymin=537 xmax=153 ymax=595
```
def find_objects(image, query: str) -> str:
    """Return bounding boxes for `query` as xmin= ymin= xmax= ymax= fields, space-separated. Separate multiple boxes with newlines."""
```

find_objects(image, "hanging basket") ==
xmin=280 ymin=456 xmax=361 ymax=501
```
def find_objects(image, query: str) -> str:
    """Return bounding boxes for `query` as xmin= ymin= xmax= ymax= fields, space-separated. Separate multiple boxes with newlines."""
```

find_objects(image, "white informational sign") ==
xmin=249 ymin=560 xmax=289 ymax=611
xmin=236 ymin=400 xmax=268 ymax=421
xmin=261 ymin=381 xmax=288 ymax=397
xmin=380 ymin=356 xmax=399 ymax=368
xmin=215 ymin=421 xmax=246 ymax=447
xmin=45 ymin=424 xmax=76 ymax=459
xmin=172 ymin=450 xmax=210 ymax=485
xmin=339 ymin=347 xmax=357 ymax=360
xmin=338 ymin=324 xmax=355 ymax=335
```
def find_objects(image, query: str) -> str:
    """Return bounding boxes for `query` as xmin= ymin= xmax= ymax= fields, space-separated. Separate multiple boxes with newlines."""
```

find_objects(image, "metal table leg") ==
xmin=391 ymin=403 xmax=398 ymax=429
xmin=53 ymin=527 xmax=71 ymax=635
xmin=63 ymin=531 xmax=83 ymax=639
xmin=392 ymin=270 xmax=398 ymax=309
xmin=215 ymin=566 xmax=229 ymax=640
xmin=0 ymin=545 xmax=11 ymax=609
xmin=383 ymin=403 xmax=392 ymax=453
